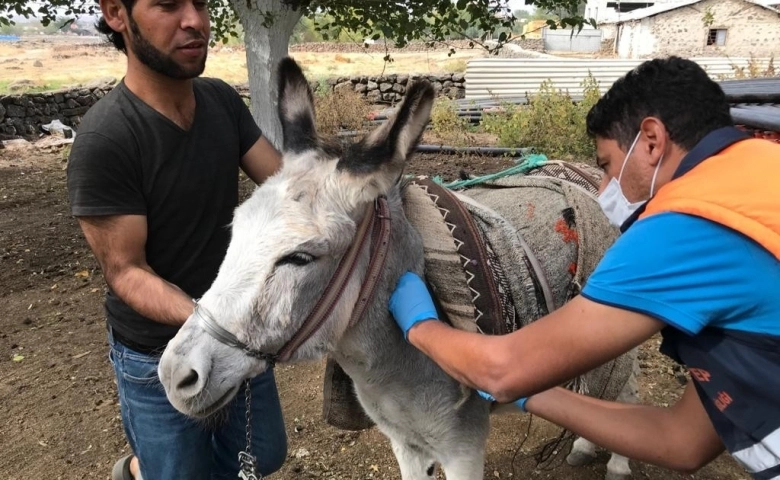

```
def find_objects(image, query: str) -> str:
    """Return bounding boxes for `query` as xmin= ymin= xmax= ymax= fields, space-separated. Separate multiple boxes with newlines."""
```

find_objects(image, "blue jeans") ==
xmin=108 ymin=330 xmax=287 ymax=479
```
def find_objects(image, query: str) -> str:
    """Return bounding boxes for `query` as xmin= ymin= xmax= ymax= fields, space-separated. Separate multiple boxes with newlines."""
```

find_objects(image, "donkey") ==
xmin=158 ymin=57 xmax=637 ymax=480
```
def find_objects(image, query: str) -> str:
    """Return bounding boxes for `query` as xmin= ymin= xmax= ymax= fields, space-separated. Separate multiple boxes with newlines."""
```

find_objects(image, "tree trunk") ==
xmin=231 ymin=0 xmax=303 ymax=150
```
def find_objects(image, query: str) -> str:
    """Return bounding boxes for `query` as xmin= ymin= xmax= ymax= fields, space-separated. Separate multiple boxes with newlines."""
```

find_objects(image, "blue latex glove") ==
xmin=477 ymin=390 xmax=528 ymax=412
xmin=388 ymin=271 xmax=439 ymax=340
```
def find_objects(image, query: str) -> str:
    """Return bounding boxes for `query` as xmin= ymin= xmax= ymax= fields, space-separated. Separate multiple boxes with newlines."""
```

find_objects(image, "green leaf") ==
xmin=12 ymin=354 xmax=24 ymax=362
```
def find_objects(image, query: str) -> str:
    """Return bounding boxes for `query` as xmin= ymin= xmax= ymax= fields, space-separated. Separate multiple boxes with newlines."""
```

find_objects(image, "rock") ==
xmin=366 ymin=90 xmax=382 ymax=102
xmin=76 ymin=95 xmax=93 ymax=106
xmin=334 ymin=81 xmax=353 ymax=93
xmin=8 ymin=80 xmax=34 ymax=92
xmin=392 ymin=83 xmax=405 ymax=94
xmin=84 ymin=77 xmax=117 ymax=89
xmin=379 ymin=82 xmax=393 ymax=93
xmin=367 ymin=81 xmax=378 ymax=91
xmin=5 ymin=104 xmax=25 ymax=118
xmin=452 ymin=73 xmax=465 ymax=82
xmin=33 ymin=60 xmax=43 ymax=68
xmin=354 ymin=83 xmax=368 ymax=94
xmin=294 ymin=448 xmax=310 ymax=459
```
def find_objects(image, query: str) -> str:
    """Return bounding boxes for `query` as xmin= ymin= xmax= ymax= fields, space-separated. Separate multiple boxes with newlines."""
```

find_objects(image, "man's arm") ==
xmin=407 ymin=295 xmax=664 ymax=402
xmin=526 ymin=382 xmax=725 ymax=473
xmin=77 ymin=214 xmax=195 ymax=325
xmin=240 ymin=136 xmax=282 ymax=185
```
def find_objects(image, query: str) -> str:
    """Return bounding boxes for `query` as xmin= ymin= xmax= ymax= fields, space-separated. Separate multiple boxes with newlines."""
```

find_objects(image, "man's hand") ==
xmin=388 ymin=272 xmax=439 ymax=340
xmin=477 ymin=389 xmax=528 ymax=412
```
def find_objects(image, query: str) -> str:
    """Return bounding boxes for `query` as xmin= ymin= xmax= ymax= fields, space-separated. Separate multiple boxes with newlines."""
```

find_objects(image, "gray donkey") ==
xmin=158 ymin=57 xmax=638 ymax=480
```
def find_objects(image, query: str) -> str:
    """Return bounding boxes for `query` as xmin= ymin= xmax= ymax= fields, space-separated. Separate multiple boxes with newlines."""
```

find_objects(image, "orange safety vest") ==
xmin=639 ymin=137 xmax=780 ymax=260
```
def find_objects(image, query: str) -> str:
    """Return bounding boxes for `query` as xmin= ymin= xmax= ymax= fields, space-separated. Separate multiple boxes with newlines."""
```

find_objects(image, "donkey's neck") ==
xmin=329 ymin=190 xmax=460 ymax=391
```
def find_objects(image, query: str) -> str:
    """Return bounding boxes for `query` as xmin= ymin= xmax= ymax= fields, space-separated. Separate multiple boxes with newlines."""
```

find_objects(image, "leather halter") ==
xmin=194 ymin=196 xmax=392 ymax=366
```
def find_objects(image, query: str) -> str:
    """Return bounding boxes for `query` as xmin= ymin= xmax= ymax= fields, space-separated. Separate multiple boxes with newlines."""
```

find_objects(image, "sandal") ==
xmin=111 ymin=454 xmax=136 ymax=480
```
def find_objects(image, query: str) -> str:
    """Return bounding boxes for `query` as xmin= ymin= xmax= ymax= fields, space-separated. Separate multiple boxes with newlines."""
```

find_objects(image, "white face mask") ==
xmin=598 ymin=132 xmax=662 ymax=227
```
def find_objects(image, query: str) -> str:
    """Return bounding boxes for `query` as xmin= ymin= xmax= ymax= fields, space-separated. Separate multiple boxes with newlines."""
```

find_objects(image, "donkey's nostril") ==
xmin=177 ymin=369 xmax=199 ymax=390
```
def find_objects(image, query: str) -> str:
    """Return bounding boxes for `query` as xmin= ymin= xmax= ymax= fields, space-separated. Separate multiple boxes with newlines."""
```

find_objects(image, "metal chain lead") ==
xmin=238 ymin=378 xmax=261 ymax=480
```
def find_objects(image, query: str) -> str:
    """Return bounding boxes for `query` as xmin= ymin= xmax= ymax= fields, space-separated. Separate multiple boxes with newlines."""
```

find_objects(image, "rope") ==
xmin=430 ymin=153 xmax=550 ymax=190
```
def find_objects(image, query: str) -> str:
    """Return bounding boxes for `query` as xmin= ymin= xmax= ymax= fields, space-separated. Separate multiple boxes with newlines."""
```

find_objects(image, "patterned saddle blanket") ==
xmin=323 ymin=161 xmax=636 ymax=431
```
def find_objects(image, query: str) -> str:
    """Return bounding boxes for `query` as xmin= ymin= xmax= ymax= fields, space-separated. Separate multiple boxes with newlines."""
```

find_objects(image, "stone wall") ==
xmin=288 ymin=39 xmax=479 ymax=53
xmin=287 ymin=38 xmax=545 ymax=54
xmin=504 ymin=38 xmax=545 ymax=52
xmin=0 ymin=78 xmax=116 ymax=137
xmin=0 ymin=74 xmax=465 ymax=138
xmin=309 ymin=72 xmax=465 ymax=103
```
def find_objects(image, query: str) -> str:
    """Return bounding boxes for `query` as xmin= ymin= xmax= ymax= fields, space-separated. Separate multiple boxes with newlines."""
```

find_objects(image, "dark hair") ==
xmin=95 ymin=0 xmax=137 ymax=53
xmin=586 ymin=56 xmax=733 ymax=151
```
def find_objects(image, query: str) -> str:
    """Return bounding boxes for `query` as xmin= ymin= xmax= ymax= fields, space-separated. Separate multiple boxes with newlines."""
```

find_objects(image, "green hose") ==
xmin=431 ymin=153 xmax=549 ymax=190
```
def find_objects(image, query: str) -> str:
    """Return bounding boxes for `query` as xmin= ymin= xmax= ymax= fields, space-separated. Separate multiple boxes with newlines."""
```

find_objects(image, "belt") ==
xmin=109 ymin=325 xmax=167 ymax=356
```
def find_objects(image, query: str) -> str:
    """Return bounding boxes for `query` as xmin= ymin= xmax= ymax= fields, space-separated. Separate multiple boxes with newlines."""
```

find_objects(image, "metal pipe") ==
xmin=415 ymin=144 xmax=535 ymax=156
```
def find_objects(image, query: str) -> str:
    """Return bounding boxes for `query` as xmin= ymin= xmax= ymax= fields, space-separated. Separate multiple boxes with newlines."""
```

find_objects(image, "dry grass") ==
xmin=290 ymin=50 xmax=484 ymax=79
xmin=0 ymin=37 xmax=484 ymax=93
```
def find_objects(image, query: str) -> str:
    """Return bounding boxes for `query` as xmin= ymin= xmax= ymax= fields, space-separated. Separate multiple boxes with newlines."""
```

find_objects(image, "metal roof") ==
xmin=459 ymin=76 xmax=780 ymax=133
xmin=600 ymin=0 xmax=700 ymax=23
xmin=464 ymin=57 xmax=775 ymax=100
xmin=600 ymin=0 xmax=780 ymax=23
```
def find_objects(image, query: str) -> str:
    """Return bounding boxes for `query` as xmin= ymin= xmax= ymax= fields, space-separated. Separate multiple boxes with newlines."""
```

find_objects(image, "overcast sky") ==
xmin=508 ymin=0 xmax=535 ymax=12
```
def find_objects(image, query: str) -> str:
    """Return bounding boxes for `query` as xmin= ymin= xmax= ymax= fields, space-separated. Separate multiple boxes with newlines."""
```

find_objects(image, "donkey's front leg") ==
xmin=390 ymin=438 xmax=438 ymax=480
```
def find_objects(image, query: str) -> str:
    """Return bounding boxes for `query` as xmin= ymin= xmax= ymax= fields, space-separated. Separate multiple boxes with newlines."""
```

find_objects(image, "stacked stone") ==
xmin=312 ymin=72 xmax=466 ymax=103
xmin=0 ymin=78 xmax=116 ymax=136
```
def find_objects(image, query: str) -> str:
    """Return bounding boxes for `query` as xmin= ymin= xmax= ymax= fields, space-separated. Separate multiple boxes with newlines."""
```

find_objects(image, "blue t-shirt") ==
xmin=582 ymin=211 xmax=780 ymax=479
xmin=582 ymin=211 xmax=780 ymax=337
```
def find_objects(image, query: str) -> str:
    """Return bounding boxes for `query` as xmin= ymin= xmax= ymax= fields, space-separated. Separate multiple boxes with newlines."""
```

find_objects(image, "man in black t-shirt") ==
xmin=66 ymin=1 xmax=286 ymax=479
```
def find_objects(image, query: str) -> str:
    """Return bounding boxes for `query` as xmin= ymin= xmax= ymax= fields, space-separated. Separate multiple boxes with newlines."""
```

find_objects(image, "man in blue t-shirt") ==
xmin=388 ymin=56 xmax=780 ymax=478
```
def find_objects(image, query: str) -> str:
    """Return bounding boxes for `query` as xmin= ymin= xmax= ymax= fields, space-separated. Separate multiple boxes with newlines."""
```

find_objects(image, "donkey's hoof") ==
xmin=566 ymin=451 xmax=597 ymax=466
xmin=604 ymin=471 xmax=630 ymax=480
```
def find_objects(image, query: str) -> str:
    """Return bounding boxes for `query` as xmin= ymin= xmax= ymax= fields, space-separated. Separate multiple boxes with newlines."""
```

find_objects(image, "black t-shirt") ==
xmin=67 ymin=77 xmax=262 ymax=349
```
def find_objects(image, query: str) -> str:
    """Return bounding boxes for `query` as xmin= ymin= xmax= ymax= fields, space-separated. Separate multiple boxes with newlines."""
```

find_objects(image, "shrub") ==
xmin=480 ymin=73 xmax=601 ymax=162
xmin=314 ymin=86 xmax=371 ymax=136
xmin=430 ymin=97 xmax=472 ymax=146
xmin=725 ymin=54 xmax=776 ymax=79
xmin=443 ymin=59 xmax=468 ymax=73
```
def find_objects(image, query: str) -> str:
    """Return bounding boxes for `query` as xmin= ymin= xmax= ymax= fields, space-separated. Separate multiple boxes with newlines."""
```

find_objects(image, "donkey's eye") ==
xmin=276 ymin=252 xmax=315 ymax=267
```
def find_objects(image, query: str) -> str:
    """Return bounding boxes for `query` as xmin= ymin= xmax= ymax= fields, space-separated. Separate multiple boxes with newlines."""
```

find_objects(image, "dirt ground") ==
xmin=0 ymin=137 xmax=749 ymax=480
xmin=0 ymin=36 xmax=481 ymax=92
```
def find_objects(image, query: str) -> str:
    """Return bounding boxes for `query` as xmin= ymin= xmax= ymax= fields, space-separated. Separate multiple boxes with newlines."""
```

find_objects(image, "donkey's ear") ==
xmin=337 ymin=80 xmax=435 ymax=187
xmin=277 ymin=57 xmax=317 ymax=153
